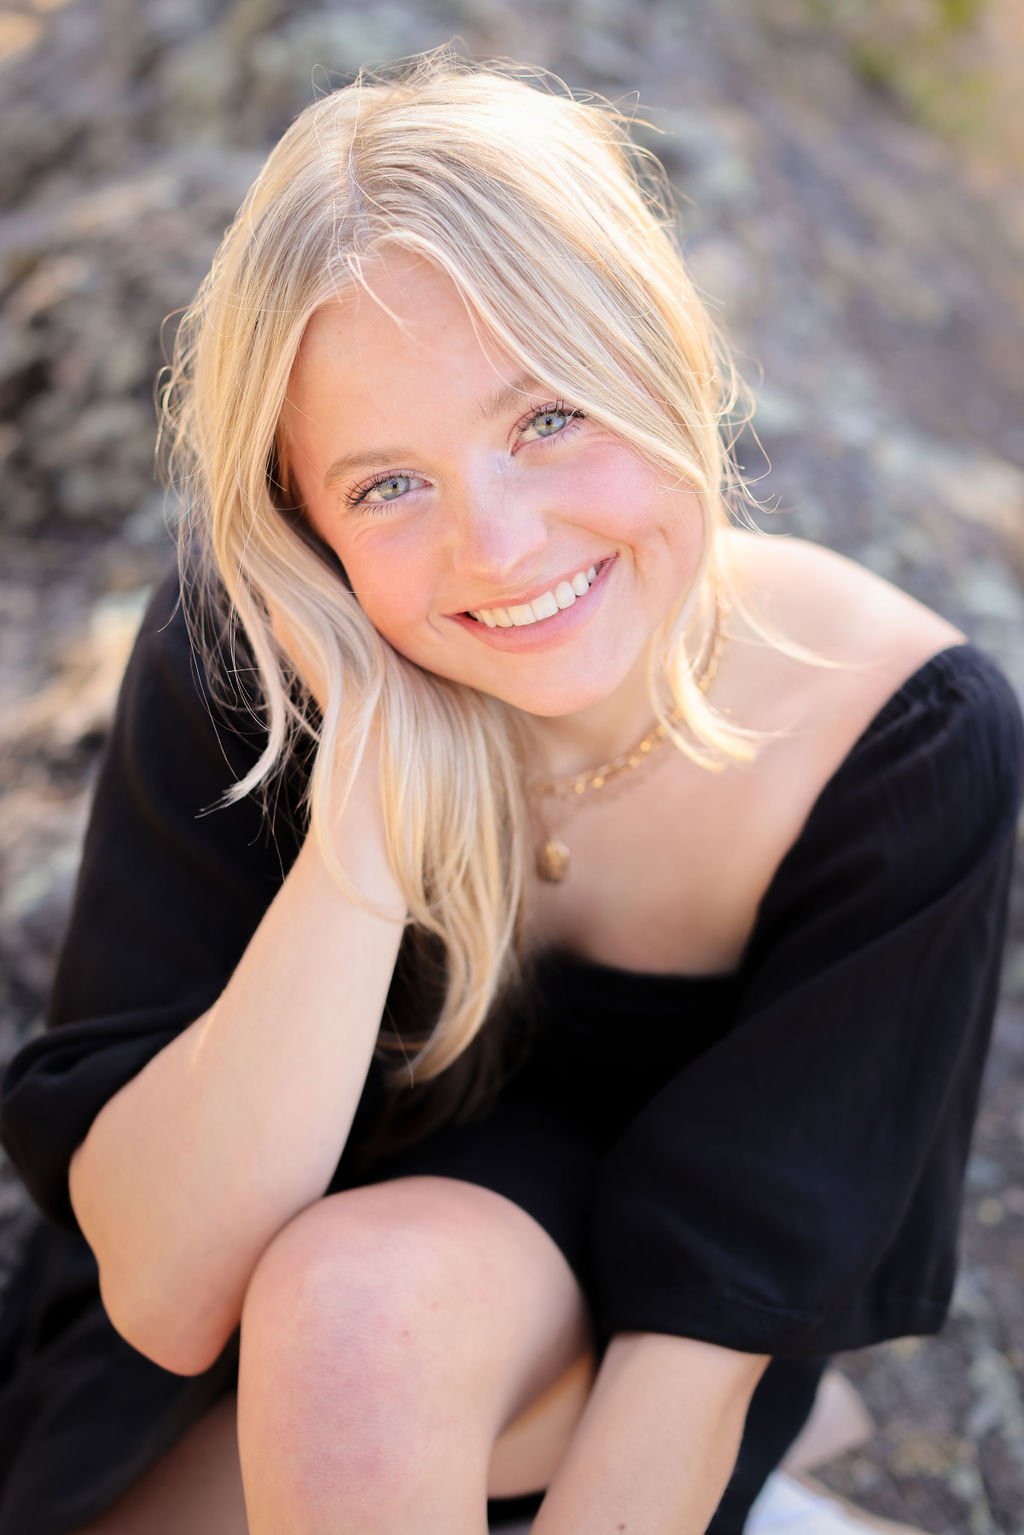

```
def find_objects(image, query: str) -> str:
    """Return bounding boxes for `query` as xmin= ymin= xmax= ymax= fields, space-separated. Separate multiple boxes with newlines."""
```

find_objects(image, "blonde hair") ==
xmin=159 ymin=47 xmax=849 ymax=1142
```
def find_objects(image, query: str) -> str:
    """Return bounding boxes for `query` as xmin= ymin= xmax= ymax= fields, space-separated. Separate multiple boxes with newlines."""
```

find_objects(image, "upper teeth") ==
xmin=470 ymin=565 xmax=599 ymax=628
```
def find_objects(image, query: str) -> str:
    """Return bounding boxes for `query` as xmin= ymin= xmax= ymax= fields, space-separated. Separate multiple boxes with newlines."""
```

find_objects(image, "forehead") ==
xmin=291 ymin=252 xmax=511 ymax=400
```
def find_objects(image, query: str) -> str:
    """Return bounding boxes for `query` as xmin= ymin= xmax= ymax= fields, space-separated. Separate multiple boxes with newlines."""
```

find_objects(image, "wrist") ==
xmin=304 ymin=782 xmax=406 ymax=921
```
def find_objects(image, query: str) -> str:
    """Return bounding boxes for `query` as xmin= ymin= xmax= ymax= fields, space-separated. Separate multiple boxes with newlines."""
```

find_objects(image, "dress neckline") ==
xmin=534 ymin=641 xmax=978 ymax=991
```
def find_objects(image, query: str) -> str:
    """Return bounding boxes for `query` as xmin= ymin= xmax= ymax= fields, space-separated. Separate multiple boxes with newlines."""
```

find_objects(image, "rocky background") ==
xmin=2 ymin=0 xmax=1023 ymax=1530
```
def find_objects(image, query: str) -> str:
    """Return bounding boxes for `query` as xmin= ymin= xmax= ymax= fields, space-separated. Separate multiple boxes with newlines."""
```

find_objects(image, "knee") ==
xmin=237 ymin=1182 xmax=499 ymax=1494
xmin=239 ymin=1181 xmax=489 ymax=1403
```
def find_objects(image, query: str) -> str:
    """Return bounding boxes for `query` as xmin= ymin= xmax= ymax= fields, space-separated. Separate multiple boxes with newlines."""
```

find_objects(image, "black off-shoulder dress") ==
xmin=1 ymin=562 xmax=1022 ymax=1535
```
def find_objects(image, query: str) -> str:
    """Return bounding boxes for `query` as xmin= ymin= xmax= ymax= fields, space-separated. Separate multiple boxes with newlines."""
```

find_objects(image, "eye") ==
xmin=343 ymin=399 xmax=586 ymax=511
xmin=346 ymin=471 xmax=426 ymax=510
xmin=517 ymin=401 xmax=586 ymax=444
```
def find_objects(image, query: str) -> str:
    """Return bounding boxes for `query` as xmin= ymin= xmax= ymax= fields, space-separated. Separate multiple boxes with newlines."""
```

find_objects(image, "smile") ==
xmin=448 ymin=557 xmax=616 ymax=651
xmin=468 ymin=564 xmax=599 ymax=628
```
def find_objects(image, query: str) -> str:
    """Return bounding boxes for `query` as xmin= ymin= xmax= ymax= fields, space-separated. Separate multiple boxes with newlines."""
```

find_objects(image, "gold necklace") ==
xmin=527 ymin=590 xmax=729 ymax=884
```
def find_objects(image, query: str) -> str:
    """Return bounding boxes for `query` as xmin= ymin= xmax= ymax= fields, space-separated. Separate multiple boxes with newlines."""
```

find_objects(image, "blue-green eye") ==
xmin=371 ymin=474 xmax=413 ymax=501
xmin=346 ymin=471 xmax=425 ymax=510
xmin=534 ymin=408 xmax=569 ymax=436
xmin=344 ymin=399 xmax=586 ymax=513
xmin=520 ymin=402 xmax=586 ymax=443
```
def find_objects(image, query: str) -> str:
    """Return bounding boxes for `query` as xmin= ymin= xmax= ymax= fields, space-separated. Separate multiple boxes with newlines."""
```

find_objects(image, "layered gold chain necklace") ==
xmin=526 ymin=587 xmax=730 ymax=883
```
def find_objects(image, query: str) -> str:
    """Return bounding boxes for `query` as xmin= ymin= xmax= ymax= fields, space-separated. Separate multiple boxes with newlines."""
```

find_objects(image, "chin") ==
xmin=482 ymin=678 xmax=631 ymax=719
xmin=384 ymin=636 xmax=637 ymax=719
xmin=509 ymin=693 xmax=608 ymax=719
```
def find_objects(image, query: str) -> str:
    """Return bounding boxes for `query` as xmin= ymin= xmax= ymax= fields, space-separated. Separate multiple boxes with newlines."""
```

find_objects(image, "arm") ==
xmin=69 ymin=755 xmax=407 ymax=1378
xmin=532 ymin=1332 xmax=769 ymax=1534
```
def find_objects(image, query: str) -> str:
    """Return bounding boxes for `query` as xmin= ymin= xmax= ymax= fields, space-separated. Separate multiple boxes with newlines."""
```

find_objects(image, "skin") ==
xmin=76 ymin=235 xmax=968 ymax=1534
xmin=281 ymin=249 xmax=707 ymax=778
xmin=72 ymin=255 xmax=960 ymax=1535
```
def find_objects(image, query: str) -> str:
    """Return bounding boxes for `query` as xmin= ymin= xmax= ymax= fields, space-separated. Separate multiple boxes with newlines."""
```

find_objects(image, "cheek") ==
xmin=569 ymin=444 xmax=640 ymax=499
xmin=560 ymin=445 xmax=678 ymax=528
xmin=343 ymin=540 xmax=429 ymax=640
xmin=581 ymin=464 xmax=700 ymax=555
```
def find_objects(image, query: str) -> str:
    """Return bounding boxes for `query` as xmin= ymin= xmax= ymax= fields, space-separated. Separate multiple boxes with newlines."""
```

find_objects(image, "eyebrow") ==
xmin=322 ymin=372 xmax=545 ymax=490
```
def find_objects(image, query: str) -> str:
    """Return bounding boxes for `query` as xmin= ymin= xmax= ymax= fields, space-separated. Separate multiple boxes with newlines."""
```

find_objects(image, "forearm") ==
xmin=69 ymin=798 xmax=407 ymax=1377
xmin=532 ymin=1331 xmax=769 ymax=1535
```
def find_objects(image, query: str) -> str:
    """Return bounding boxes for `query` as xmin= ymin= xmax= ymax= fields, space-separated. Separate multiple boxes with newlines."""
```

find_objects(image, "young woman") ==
xmin=1 ymin=49 xmax=1021 ymax=1535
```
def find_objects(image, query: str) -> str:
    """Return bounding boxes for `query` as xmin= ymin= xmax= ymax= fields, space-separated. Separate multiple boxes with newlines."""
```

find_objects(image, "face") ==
xmin=282 ymin=252 xmax=704 ymax=727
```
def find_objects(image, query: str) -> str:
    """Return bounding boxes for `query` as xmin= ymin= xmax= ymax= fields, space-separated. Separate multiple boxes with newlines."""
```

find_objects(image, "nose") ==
xmin=446 ymin=463 xmax=551 ymax=592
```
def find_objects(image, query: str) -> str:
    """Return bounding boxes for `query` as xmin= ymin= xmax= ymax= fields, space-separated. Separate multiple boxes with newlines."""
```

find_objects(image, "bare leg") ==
xmin=68 ymin=1359 xmax=879 ymax=1535
xmin=70 ymin=1213 xmax=592 ymax=1535
xmin=73 ymin=1391 xmax=247 ymax=1535
xmin=71 ymin=1360 xmax=598 ymax=1535
xmin=236 ymin=1176 xmax=595 ymax=1534
xmin=781 ymin=1367 xmax=875 ymax=1473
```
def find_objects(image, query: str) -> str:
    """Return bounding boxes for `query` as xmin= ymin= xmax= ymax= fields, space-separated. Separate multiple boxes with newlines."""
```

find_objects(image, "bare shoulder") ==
xmin=521 ymin=529 xmax=973 ymax=977
xmin=664 ymin=528 xmax=976 ymax=963
xmin=717 ymin=528 xmax=969 ymax=731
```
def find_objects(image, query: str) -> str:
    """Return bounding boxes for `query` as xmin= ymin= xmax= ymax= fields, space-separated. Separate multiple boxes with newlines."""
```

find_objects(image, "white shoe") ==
xmin=746 ymin=1470 xmax=932 ymax=1533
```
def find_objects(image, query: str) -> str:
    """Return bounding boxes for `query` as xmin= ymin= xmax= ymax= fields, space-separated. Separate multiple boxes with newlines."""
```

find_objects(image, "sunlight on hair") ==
xmin=156 ymin=44 xmax=854 ymax=1107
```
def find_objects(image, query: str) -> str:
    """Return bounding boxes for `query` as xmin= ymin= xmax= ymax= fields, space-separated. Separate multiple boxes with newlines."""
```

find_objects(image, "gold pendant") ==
xmin=537 ymin=835 xmax=571 ymax=883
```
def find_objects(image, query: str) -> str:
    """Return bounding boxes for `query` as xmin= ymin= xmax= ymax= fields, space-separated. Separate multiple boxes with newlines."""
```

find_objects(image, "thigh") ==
xmin=71 ymin=1390 xmax=245 ymax=1535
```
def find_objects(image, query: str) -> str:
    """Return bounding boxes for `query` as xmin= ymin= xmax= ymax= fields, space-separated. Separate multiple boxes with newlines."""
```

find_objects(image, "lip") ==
xmin=446 ymin=556 xmax=617 ymax=651
xmin=448 ymin=557 xmax=612 ymax=619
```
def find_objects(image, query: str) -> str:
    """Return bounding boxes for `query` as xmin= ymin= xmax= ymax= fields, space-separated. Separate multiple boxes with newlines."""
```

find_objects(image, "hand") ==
xmin=266 ymin=599 xmax=393 ymax=845
xmin=264 ymin=596 xmax=404 ymax=914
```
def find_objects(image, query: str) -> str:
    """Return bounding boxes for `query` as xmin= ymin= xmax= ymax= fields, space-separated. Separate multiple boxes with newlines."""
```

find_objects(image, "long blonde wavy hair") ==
xmin=158 ymin=47 xmax=846 ymax=1141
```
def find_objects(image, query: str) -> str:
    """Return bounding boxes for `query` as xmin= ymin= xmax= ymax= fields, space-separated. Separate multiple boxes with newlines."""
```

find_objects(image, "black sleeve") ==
xmin=589 ymin=645 xmax=1024 ymax=1358
xmin=0 ymin=562 xmax=306 ymax=1233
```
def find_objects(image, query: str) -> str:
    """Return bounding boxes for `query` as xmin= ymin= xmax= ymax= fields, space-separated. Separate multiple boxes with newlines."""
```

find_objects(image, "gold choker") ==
xmin=527 ymin=591 xmax=729 ymax=884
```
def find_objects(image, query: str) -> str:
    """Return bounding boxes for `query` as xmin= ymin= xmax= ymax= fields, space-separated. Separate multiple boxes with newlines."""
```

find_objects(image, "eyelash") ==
xmin=344 ymin=400 xmax=587 ymax=512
